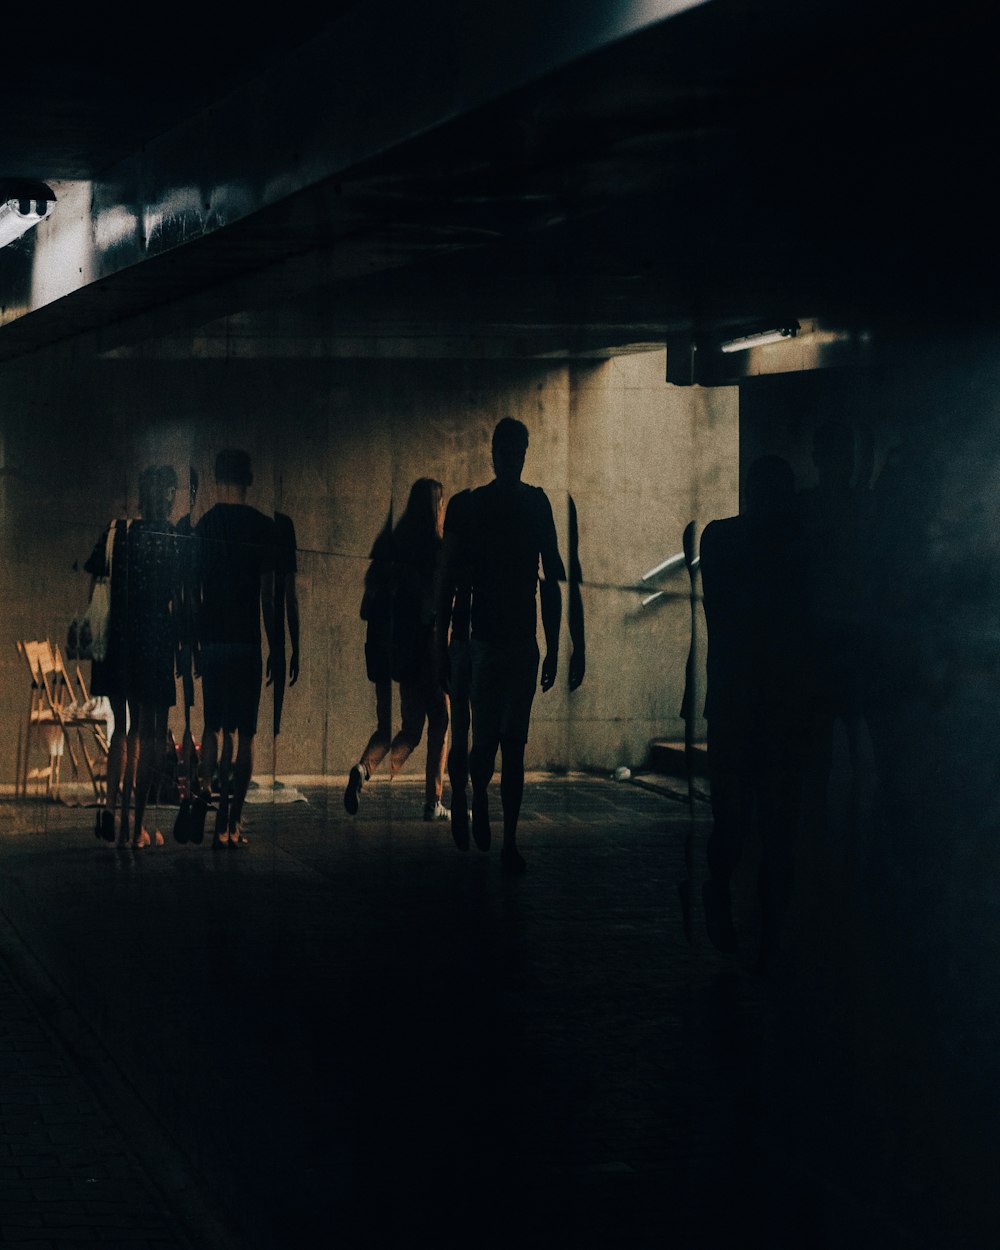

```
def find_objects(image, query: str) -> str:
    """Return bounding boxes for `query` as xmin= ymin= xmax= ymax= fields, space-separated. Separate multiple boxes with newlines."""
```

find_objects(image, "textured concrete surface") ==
xmin=0 ymin=776 xmax=977 ymax=1249
xmin=0 ymin=345 xmax=736 ymax=783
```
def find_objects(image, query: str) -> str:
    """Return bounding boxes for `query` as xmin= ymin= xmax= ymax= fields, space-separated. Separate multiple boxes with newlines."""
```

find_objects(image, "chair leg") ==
xmin=77 ymin=729 xmax=100 ymax=801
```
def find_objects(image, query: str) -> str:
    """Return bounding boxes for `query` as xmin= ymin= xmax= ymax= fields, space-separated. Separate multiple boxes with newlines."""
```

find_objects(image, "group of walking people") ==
xmin=85 ymin=417 xmax=568 ymax=871
xmin=88 ymin=449 xmax=298 ymax=850
xmin=344 ymin=416 xmax=575 ymax=873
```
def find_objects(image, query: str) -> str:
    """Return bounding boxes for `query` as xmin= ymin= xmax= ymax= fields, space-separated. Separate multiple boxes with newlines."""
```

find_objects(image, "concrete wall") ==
xmin=736 ymin=341 xmax=1000 ymax=1245
xmin=0 ymin=330 xmax=736 ymax=785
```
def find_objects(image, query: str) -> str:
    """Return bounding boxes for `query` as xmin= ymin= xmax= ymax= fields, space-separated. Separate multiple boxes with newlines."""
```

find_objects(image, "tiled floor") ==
xmin=0 ymin=775 xmax=984 ymax=1248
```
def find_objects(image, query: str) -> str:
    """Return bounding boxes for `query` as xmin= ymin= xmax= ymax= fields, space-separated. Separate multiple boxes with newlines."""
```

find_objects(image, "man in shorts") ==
xmin=441 ymin=417 xmax=564 ymax=873
xmin=192 ymin=449 xmax=276 ymax=847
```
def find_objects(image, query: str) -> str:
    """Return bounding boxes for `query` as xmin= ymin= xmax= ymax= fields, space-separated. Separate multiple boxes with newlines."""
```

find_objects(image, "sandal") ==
xmin=227 ymin=824 xmax=249 ymax=848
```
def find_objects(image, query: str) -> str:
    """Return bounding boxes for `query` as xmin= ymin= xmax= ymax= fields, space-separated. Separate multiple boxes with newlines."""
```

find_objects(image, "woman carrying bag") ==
xmin=87 ymin=465 xmax=180 ymax=847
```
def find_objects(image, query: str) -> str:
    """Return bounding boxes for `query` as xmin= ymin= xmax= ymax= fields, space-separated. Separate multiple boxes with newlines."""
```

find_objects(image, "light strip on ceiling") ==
xmin=719 ymin=323 xmax=800 ymax=353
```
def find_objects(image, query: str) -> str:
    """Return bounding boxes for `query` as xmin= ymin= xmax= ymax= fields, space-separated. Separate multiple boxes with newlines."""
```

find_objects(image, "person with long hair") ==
xmin=88 ymin=464 xmax=179 ymax=847
xmin=344 ymin=477 xmax=451 ymax=820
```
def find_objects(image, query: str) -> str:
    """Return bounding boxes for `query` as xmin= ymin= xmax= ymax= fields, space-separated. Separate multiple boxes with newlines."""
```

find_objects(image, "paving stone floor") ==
xmin=0 ymin=774 xmax=983 ymax=1249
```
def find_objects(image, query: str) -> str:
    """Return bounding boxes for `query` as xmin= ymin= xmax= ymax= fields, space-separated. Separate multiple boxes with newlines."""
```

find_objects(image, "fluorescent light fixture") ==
xmin=642 ymin=552 xmax=686 ymax=581
xmin=641 ymin=552 xmax=700 ymax=582
xmin=720 ymin=321 xmax=800 ymax=354
xmin=0 ymin=182 xmax=56 ymax=248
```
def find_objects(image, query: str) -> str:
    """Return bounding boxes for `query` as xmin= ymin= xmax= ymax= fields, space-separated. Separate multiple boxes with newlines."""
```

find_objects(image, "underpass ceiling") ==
xmin=2 ymin=0 xmax=998 ymax=363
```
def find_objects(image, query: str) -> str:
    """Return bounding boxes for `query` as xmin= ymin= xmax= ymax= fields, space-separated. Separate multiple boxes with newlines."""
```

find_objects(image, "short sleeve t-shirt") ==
xmin=466 ymin=481 xmax=558 ymax=644
xmin=195 ymin=504 xmax=275 ymax=646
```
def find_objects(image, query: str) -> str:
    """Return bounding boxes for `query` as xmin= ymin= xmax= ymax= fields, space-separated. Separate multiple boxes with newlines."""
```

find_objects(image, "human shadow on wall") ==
xmin=567 ymin=494 xmax=586 ymax=692
xmin=344 ymin=481 xmax=449 ymax=822
xmin=271 ymin=510 xmax=301 ymax=744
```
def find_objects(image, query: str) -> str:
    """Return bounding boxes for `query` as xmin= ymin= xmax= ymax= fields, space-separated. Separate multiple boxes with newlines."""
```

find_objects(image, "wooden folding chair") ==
xmin=52 ymin=643 xmax=110 ymax=800
xmin=14 ymin=640 xmax=109 ymax=801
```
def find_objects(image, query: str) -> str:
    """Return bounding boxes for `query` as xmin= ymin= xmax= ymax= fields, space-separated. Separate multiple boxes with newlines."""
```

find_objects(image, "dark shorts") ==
xmin=200 ymin=643 xmax=262 ymax=735
xmin=470 ymin=638 xmax=539 ymax=746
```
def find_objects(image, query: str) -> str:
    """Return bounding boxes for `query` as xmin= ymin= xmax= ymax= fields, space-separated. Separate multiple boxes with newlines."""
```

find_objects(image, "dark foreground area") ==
xmin=0 ymin=775 xmax=985 ymax=1249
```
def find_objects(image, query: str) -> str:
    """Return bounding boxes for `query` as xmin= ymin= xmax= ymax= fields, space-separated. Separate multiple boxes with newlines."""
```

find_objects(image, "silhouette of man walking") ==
xmin=191 ymin=449 xmax=276 ymax=847
xmin=442 ymin=417 xmax=564 ymax=873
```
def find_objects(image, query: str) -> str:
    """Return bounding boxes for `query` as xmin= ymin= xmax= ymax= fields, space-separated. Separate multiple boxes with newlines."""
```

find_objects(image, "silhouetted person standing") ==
xmin=700 ymin=455 xmax=817 ymax=967
xmin=191 ymin=449 xmax=275 ymax=847
xmin=446 ymin=417 xmax=564 ymax=874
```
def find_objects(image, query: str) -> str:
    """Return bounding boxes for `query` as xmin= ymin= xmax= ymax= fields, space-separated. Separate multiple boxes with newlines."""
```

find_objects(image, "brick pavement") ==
xmin=0 ymin=934 xmax=197 ymax=1249
xmin=0 ymin=775 xmax=975 ymax=1249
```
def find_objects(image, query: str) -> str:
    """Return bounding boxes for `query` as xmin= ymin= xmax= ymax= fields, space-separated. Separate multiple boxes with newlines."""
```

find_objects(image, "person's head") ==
xmin=215 ymin=449 xmax=253 ymax=492
xmin=744 ymin=455 xmax=796 ymax=518
xmin=812 ymin=420 xmax=855 ymax=490
xmin=398 ymin=477 xmax=444 ymax=541
xmin=138 ymin=464 xmax=178 ymax=521
xmin=491 ymin=417 xmax=529 ymax=484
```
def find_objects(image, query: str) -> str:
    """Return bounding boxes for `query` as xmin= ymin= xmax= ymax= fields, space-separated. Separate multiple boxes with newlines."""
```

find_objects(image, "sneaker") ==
xmin=423 ymin=801 xmax=451 ymax=822
xmin=344 ymin=763 xmax=366 ymax=815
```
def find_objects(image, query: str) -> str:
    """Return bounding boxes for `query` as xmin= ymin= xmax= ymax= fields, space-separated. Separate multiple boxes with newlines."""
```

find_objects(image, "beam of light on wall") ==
xmin=142 ymin=185 xmax=206 ymax=252
xmin=30 ymin=181 xmax=94 ymax=309
xmin=94 ymin=205 xmax=139 ymax=251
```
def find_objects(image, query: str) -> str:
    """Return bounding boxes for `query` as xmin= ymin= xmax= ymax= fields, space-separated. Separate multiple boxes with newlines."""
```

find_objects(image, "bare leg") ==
xmin=469 ymin=731 xmax=499 ymax=852
xmin=96 ymin=696 xmax=128 ymax=842
xmin=215 ymin=729 xmax=234 ymax=836
xmin=229 ymin=731 xmax=254 ymax=837
xmin=424 ymin=685 xmax=449 ymax=806
xmin=389 ymin=680 xmax=425 ymax=777
xmin=121 ymin=705 xmax=141 ymax=845
xmin=359 ymin=679 xmax=393 ymax=777
xmin=105 ymin=696 xmax=127 ymax=817
xmin=200 ymin=723 xmax=219 ymax=799
xmin=134 ymin=703 xmax=167 ymax=843
xmin=499 ymin=736 xmax=527 ymax=873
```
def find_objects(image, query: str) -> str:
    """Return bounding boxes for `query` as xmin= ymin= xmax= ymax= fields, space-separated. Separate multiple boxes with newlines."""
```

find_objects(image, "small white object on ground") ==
xmin=613 ymin=766 xmax=631 ymax=782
